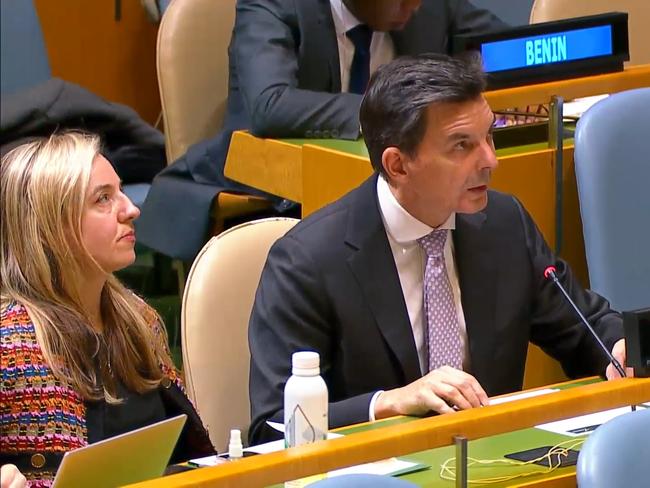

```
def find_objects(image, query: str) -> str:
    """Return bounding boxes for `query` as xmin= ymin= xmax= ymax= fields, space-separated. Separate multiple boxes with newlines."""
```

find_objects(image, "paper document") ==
xmin=266 ymin=420 xmax=285 ymax=432
xmin=326 ymin=457 xmax=426 ymax=478
xmin=535 ymin=405 xmax=643 ymax=437
xmin=189 ymin=433 xmax=344 ymax=466
xmin=489 ymin=388 xmax=559 ymax=406
xmin=247 ymin=432 xmax=343 ymax=455
xmin=563 ymin=94 xmax=609 ymax=118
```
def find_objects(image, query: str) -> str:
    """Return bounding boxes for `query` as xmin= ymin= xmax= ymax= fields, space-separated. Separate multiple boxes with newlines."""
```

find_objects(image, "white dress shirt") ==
xmin=376 ymin=176 xmax=469 ymax=374
xmin=329 ymin=0 xmax=395 ymax=92
xmin=369 ymin=177 xmax=470 ymax=420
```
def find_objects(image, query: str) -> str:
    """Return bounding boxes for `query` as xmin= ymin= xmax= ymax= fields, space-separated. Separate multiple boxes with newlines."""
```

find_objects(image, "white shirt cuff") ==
xmin=368 ymin=390 xmax=384 ymax=421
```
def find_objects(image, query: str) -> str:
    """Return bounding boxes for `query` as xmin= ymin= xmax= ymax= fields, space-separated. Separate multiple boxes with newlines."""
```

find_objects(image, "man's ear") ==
xmin=382 ymin=147 xmax=409 ymax=183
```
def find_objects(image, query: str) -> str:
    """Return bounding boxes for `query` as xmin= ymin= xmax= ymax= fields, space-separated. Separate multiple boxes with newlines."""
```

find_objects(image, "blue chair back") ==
xmin=574 ymin=88 xmax=650 ymax=311
xmin=0 ymin=0 xmax=51 ymax=94
xmin=577 ymin=407 xmax=650 ymax=487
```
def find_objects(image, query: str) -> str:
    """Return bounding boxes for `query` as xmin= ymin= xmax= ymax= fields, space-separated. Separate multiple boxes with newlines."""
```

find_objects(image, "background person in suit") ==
xmin=247 ymin=54 xmax=630 ymax=444
xmin=138 ymin=0 xmax=506 ymax=261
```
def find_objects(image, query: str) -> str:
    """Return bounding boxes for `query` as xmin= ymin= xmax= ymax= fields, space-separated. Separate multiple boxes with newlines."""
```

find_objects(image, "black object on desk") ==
xmin=623 ymin=308 xmax=650 ymax=377
xmin=492 ymin=122 xmax=575 ymax=150
xmin=505 ymin=446 xmax=579 ymax=468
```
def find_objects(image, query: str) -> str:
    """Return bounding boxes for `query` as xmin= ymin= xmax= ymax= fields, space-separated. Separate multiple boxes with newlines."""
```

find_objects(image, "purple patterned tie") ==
xmin=417 ymin=230 xmax=463 ymax=372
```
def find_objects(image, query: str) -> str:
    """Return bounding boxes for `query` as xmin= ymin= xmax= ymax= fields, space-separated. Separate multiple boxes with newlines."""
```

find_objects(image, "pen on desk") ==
xmin=567 ymin=424 xmax=600 ymax=435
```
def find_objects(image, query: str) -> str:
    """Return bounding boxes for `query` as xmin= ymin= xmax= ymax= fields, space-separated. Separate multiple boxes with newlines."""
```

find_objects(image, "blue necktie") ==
xmin=346 ymin=24 xmax=372 ymax=95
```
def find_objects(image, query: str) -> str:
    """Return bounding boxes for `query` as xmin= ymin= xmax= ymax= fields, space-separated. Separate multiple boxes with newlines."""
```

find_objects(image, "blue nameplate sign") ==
xmin=453 ymin=13 xmax=629 ymax=89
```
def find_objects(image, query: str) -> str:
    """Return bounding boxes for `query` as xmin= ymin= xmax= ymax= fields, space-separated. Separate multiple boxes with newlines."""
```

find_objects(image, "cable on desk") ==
xmin=439 ymin=438 xmax=585 ymax=484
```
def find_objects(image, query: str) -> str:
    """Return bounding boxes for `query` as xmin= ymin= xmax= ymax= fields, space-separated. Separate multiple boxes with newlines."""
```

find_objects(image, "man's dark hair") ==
xmin=360 ymin=53 xmax=486 ymax=177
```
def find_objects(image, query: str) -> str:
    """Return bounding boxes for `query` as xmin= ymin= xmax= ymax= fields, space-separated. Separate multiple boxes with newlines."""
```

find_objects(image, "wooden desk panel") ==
xmin=130 ymin=378 xmax=650 ymax=487
xmin=35 ymin=0 xmax=161 ymax=125
xmin=226 ymin=132 xmax=302 ymax=202
xmin=301 ymin=145 xmax=371 ymax=217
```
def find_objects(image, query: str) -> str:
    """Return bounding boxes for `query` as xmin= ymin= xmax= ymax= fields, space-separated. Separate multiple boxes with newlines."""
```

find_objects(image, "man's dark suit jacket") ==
xmin=137 ymin=0 xmax=506 ymax=260
xmin=248 ymin=175 xmax=624 ymax=444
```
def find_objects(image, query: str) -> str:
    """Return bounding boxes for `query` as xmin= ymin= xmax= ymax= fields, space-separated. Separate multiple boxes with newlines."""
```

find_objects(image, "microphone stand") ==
xmin=544 ymin=266 xmax=626 ymax=377
xmin=544 ymin=266 xmax=636 ymax=412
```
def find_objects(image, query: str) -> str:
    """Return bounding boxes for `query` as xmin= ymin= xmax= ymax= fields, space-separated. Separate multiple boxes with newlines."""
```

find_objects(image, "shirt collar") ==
xmin=330 ymin=0 xmax=364 ymax=36
xmin=377 ymin=175 xmax=456 ymax=245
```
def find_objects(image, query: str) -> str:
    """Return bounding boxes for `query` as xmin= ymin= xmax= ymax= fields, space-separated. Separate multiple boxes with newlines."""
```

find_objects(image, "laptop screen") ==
xmin=52 ymin=414 xmax=186 ymax=488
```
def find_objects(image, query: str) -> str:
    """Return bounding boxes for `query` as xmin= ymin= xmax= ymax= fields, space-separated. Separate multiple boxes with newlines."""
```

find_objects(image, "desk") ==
xmin=129 ymin=378 xmax=650 ymax=487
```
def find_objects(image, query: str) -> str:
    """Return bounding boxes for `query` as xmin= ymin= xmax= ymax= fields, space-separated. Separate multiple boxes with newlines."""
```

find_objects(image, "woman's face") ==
xmin=80 ymin=155 xmax=140 ymax=273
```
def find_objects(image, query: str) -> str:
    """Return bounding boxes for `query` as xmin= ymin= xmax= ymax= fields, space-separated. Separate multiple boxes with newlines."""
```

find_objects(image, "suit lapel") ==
xmin=453 ymin=211 xmax=498 ymax=380
xmin=344 ymin=177 xmax=422 ymax=383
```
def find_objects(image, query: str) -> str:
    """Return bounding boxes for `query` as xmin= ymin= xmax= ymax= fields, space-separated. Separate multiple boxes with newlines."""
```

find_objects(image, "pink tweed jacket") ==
xmin=0 ymin=300 xmax=183 ymax=487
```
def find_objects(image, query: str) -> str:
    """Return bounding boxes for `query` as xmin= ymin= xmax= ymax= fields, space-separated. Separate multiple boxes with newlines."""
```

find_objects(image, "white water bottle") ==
xmin=284 ymin=351 xmax=328 ymax=448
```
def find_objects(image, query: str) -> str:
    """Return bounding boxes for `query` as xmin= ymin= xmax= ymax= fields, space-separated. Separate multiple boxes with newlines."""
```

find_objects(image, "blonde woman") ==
xmin=0 ymin=133 xmax=214 ymax=486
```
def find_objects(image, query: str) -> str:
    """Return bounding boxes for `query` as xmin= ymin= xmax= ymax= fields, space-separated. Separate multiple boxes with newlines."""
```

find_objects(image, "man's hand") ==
xmin=373 ymin=366 xmax=489 ymax=420
xmin=606 ymin=339 xmax=635 ymax=379
xmin=1 ymin=464 xmax=26 ymax=488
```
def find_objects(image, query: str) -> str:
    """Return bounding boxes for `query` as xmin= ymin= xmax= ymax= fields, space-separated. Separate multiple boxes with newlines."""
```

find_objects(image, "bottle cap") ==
xmin=292 ymin=351 xmax=320 ymax=375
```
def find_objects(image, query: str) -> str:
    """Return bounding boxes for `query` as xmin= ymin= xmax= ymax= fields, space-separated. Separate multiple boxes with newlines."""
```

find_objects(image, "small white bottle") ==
xmin=227 ymin=429 xmax=243 ymax=460
xmin=284 ymin=351 xmax=328 ymax=448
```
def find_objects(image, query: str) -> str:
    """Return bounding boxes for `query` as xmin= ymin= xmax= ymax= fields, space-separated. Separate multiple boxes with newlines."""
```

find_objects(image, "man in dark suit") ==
xmin=248 ymin=54 xmax=630 ymax=444
xmin=137 ymin=0 xmax=506 ymax=260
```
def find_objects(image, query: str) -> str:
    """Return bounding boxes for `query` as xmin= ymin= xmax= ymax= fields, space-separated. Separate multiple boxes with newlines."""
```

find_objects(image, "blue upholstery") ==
xmin=308 ymin=474 xmax=418 ymax=487
xmin=0 ymin=0 xmax=50 ymax=94
xmin=574 ymin=88 xmax=650 ymax=311
xmin=123 ymin=183 xmax=151 ymax=209
xmin=577 ymin=407 xmax=650 ymax=488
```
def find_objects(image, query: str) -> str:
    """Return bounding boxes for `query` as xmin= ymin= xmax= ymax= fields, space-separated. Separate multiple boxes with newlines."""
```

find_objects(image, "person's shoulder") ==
xmin=282 ymin=182 xmax=363 ymax=247
xmin=480 ymin=190 xmax=528 ymax=228
xmin=1 ymin=300 xmax=39 ymax=356
xmin=236 ymin=0 xmax=297 ymax=21
xmin=485 ymin=190 xmax=520 ymax=212
xmin=481 ymin=190 xmax=539 ymax=242
xmin=134 ymin=295 xmax=159 ymax=327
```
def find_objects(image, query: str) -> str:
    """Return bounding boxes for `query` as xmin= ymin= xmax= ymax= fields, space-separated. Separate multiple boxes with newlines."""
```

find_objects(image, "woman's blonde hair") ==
xmin=1 ymin=132 xmax=173 ymax=402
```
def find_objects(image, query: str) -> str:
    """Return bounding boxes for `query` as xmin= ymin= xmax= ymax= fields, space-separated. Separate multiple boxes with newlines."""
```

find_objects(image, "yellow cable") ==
xmin=439 ymin=438 xmax=585 ymax=484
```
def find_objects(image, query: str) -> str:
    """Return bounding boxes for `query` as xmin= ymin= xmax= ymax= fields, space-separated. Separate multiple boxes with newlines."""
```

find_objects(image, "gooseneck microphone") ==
xmin=543 ymin=266 xmax=627 ymax=378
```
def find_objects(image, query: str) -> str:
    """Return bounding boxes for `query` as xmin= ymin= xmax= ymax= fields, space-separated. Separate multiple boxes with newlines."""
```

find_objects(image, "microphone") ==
xmin=543 ymin=266 xmax=627 ymax=378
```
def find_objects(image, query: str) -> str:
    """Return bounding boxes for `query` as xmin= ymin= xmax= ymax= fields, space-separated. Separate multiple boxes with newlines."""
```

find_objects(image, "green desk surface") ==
xmin=336 ymin=419 xmax=582 ymax=487
xmin=271 ymin=379 xmax=600 ymax=487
